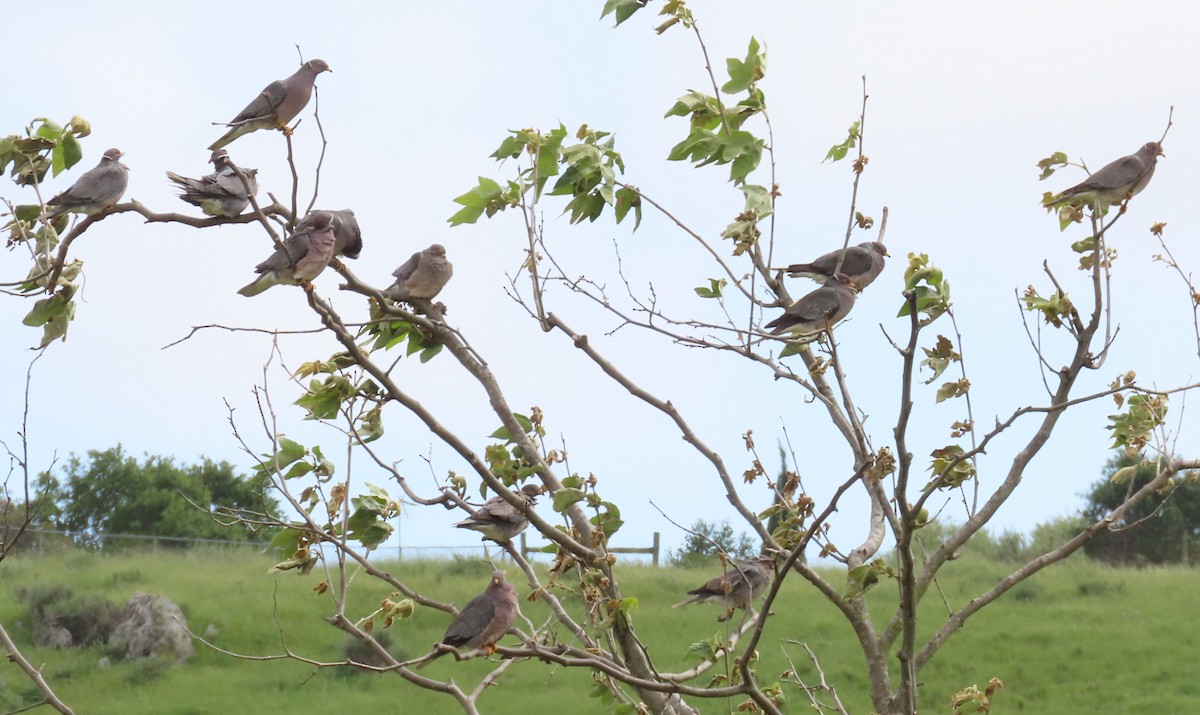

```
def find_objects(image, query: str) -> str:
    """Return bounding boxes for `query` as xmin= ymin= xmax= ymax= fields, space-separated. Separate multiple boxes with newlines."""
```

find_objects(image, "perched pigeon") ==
xmin=42 ymin=148 xmax=128 ymax=219
xmin=296 ymin=208 xmax=362 ymax=260
xmin=237 ymin=211 xmax=337 ymax=296
xmin=454 ymin=484 xmax=542 ymax=544
xmin=209 ymin=59 xmax=332 ymax=151
xmin=783 ymin=241 xmax=888 ymax=291
xmin=418 ymin=570 xmax=519 ymax=668
xmin=765 ymin=273 xmax=858 ymax=340
xmin=673 ymin=556 xmax=774 ymax=621
xmin=1044 ymin=141 xmax=1164 ymax=209
xmin=165 ymin=150 xmax=258 ymax=217
xmin=387 ymin=244 xmax=453 ymax=301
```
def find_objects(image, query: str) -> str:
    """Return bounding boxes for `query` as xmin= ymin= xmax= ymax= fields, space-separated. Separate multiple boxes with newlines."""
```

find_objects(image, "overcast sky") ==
xmin=3 ymin=1 xmax=1198 ymax=562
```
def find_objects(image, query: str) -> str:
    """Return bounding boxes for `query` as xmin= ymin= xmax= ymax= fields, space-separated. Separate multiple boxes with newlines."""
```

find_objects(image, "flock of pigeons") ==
xmin=37 ymin=59 xmax=454 ymax=304
xmin=31 ymin=56 xmax=1167 ymax=664
xmin=429 ymin=140 xmax=1166 ymax=664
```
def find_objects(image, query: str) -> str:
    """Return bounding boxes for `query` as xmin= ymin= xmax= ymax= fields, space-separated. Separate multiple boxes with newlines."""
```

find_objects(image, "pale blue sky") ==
xmin=3 ymin=1 xmax=1198 ymax=561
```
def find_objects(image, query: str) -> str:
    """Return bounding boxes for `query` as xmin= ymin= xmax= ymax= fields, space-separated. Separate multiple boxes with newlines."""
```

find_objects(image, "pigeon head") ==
xmin=428 ymin=244 xmax=447 ymax=257
xmin=1145 ymin=142 xmax=1165 ymax=159
xmin=102 ymin=148 xmax=124 ymax=161
xmin=863 ymin=241 xmax=889 ymax=257
xmin=518 ymin=484 xmax=542 ymax=500
xmin=305 ymin=59 xmax=332 ymax=75
xmin=209 ymin=149 xmax=230 ymax=165
xmin=305 ymin=211 xmax=334 ymax=230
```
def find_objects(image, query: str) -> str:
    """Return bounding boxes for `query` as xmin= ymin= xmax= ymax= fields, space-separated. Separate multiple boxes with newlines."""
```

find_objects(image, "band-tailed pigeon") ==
xmin=237 ymin=211 xmax=337 ymax=296
xmin=387 ymin=244 xmax=453 ymax=302
xmin=209 ymin=59 xmax=332 ymax=151
xmin=1044 ymin=141 xmax=1164 ymax=209
xmin=42 ymin=148 xmax=128 ymax=219
xmin=783 ymin=241 xmax=888 ymax=290
xmin=764 ymin=273 xmax=858 ymax=340
xmin=454 ymin=484 xmax=542 ymax=544
xmin=418 ymin=570 xmax=518 ymax=668
xmin=673 ymin=556 xmax=774 ymax=621
xmin=165 ymin=150 xmax=258 ymax=217
xmin=296 ymin=208 xmax=362 ymax=260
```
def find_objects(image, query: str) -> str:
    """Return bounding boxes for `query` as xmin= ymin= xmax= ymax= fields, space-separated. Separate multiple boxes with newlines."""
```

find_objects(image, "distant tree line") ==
xmin=6 ymin=445 xmax=1196 ymax=564
xmin=6 ymin=446 xmax=277 ymax=547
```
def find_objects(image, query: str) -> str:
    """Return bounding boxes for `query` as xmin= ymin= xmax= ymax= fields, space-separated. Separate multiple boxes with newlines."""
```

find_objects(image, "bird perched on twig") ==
xmin=41 ymin=148 xmax=128 ymax=220
xmin=673 ymin=556 xmax=775 ymax=622
xmin=417 ymin=570 xmax=518 ymax=668
xmin=237 ymin=211 xmax=337 ymax=296
xmin=454 ymin=484 xmax=542 ymax=544
xmin=209 ymin=59 xmax=332 ymax=151
xmin=782 ymin=241 xmax=888 ymax=291
xmin=764 ymin=273 xmax=858 ymax=341
xmin=165 ymin=150 xmax=257 ymax=217
xmin=387 ymin=244 xmax=453 ymax=303
xmin=1043 ymin=141 xmax=1164 ymax=210
xmin=296 ymin=208 xmax=362 ymax=260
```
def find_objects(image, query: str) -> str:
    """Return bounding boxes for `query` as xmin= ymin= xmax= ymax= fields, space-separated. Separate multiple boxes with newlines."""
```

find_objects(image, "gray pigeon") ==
xmin=296 ymin=208 xmax=362 ymax=260
xmin=1044 ymin=141 xmax=1164 ymax=209
xmin=672 ymin=556 xmax=774 ymax=621
xmin=765 ymin=273 xmax=858 ymax=340
xmin=387 ymin=244 xmax=453 ymax=302
xmin=418 ymin=570 xmax=519 ymax=668
xmin=783 ymin=241 xmax=888 ymax=290
xmin=209 ymin=59 xmax=332 ymax=151
xmin=237 ymin=211 xmax=337 ymax=296
xmin=42 ymin=148 xmax=128 ymax=219
xmin=165 ymin=150 xmax=258 ymax=217
xmin=454 ymin=484 xmax=542 ymax=544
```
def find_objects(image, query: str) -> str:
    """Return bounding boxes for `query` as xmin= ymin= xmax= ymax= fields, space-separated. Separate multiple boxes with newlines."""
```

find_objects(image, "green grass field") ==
xmin=1 ymin=548 xmax=1196 ymax=714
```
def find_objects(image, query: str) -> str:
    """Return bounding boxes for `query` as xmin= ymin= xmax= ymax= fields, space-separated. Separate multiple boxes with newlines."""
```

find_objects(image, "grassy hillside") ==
xmin=1 ymin=547 xmax=1195 ymax=714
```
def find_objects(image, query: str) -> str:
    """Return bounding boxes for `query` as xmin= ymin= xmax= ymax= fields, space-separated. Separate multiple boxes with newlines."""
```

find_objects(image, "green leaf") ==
xmin=1107 ymin=394 xmax=1168 ymax=452
xmin=51 ymin=142 xmax=66 ymax=177
xmin=491 ymin=132 xmax=528 ymax=160
xmin=448 ymin=176 xmax=504 ymax=226
xmin=722 ymin=37 xmax=766 ymax=94
xmin=778 ymin=342 xmax=803 ymax=359
xmin=897 ymin=253 xmax=951 ymax=325
xmin=614 ymin=186 xmax=642 ymax=229
xmin=22 ymin=295 xmax=69 ymax=327
xmin=600 ymin=0 xmax=646 ymax=26
xmin=842 ymin=564 xmax=880 ymax=599
xmin=739 ymin=184 xmax=773 ymax=218
xmin=33 ymin=118 xmax=63 ymax=141
xmin=1021 ymin=286 xmax=1072 ymax=328
xmin=283 ymin=461 xmax=313 ymax=479
xmin=694 ymin=277 xmax=727 ymax=299
xmin=267 ymin=525 xmax=305 ymax=553
xmin=1036 ymin=151 xmax=1069 ymax=181
xmin=920 ymin=335 xmax=960 ymax=384
xmin=276 ymin=438 xmax=307 ymax=468
xmin=935 ymin=378 xmax=970 ymax=403
xmin=824 ymin=121 xmax=860 ymax=163
xmin=925 ymin=445 xmax=976 ymax=490
xmin=533 ymin=125 xmax=567 ymax=198
xmin=552 ymin=488 xmax=586 ymax=513
xmin=60 ymin=132 xmax=83 ymax=171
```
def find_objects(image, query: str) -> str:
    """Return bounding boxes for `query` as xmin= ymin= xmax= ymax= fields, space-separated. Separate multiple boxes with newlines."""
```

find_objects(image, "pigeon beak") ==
xmin=1159 ymin=147 xmax=1166 ymax=158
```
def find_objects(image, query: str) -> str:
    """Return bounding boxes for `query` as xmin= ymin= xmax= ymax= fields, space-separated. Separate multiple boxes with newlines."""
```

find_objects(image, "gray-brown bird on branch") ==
xmin=210 ymin=59 xmax=332 ymax=150
xmin=417 ymin=570 xmax=518 ymax=668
